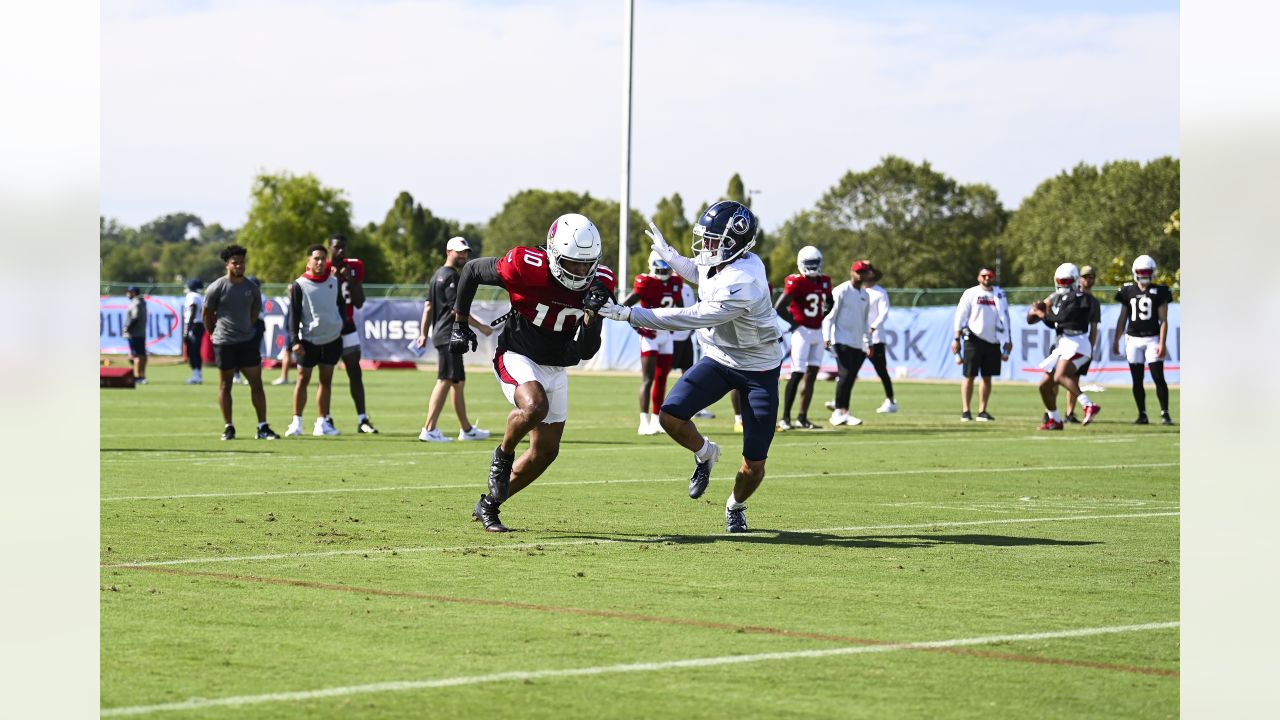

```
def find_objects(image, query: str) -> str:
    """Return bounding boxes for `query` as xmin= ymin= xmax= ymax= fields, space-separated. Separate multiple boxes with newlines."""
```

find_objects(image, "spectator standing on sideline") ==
xmin=203 ymin=245 xmax=278 ymax=440
xmin=284 ymin=245 xmax=345 ymax=437
xmin=327 ymin=234 xmax=378 ymax=433
xmin=415 ymin=236 xmax=493 ymax=443
xmin=951 ymin=267 xmax=1012 ymax=422
xmin=124 ymin=286 xmax=148 ymax=385
xmin=822 ymin=261 xmax=874 ymax=427
xmin=864 ymin=264 xmax=897 ymax=413
xmin=182 ymin=279 xmax=204 ymax=384
xmin=1113 ymin=254 xmax=1175 ymax=425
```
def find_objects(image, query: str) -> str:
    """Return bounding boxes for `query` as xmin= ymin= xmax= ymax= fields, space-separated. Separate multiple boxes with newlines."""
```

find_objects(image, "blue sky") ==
xmin=101 ymin=0 xmax=1178 ymax=231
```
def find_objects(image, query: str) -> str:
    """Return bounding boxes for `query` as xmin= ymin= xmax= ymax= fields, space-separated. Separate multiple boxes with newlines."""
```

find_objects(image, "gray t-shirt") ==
xmin=205 ymin=276 xmax=261 ymax=345
xmin=124 ymin=296 xmax=147 ymax=339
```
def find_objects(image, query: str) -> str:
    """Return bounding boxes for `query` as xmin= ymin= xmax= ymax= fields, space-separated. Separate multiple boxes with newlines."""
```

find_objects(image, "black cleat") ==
xmin=487 ymin=446 xmax=515 ymax=502
xmin=472 ymin=494 xmax=509 ymax=532
xmin=1160 ymin=413 xmax=1174 ymax=426
xmin=357 ymin=418 xmax=379 ymax=434
xmin=1134 ymin=414 xmax=1149 ymax=425
xmin=961 ymin=411 xmax=973 ymax=422
xmin=689 ymin=441 xmax=720 ymax=499
xmin=726 ymin=505 xmax=748 ymax=533
xmin=976 ymin=411 xmax=994 ymax=422
xmin=794 ymin=417 xmax=816 ymax=429
xmin=256 ymin=424 xmax=280 ymax=440
xmin=1065 ymin=413 xmax=1081 ymax=424
xmin=221 ymin=424 xmax=236 ymax=441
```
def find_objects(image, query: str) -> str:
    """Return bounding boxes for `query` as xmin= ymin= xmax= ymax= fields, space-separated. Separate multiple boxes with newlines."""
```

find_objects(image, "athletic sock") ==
xmin=640 ymin=412 xmax=650 ymax=425
xmin=726 ymin=493 xmax=745 ymax=511
xmin=1048 ymin=410 xmax=1062 ymax=422
xmin=695 ymin=438 xmax=713 ymax=463
xmin=258 ymin=421 xmax=268 ymax=430
xmin=358 ymin=413 xmax=369 ymax=423
xmin=292 ymin=415 xmax=303 ymax=425
xmin=734 ymin=415 xmax=742 ymax=424
xmin=1078 ymin=393 xmax=1092 ymax=407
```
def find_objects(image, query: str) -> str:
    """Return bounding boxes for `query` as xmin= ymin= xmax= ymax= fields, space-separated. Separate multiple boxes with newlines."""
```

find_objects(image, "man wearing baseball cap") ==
xmin=124 ymin=286 xmax=149 ymax=385
xmin=822 ymin=260 xmax=874 ymax=426
xmin=414 ymin=236 xmax=493 ymax=442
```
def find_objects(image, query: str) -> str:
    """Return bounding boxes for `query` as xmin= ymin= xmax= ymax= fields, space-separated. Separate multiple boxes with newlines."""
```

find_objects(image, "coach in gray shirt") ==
xmin=202 ymin=244 xmax=278 ymax=441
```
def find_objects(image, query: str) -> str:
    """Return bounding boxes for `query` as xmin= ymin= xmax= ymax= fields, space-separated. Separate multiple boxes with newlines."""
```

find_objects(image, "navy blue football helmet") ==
xmin=692 ymin=201 xmax=759 ymax=268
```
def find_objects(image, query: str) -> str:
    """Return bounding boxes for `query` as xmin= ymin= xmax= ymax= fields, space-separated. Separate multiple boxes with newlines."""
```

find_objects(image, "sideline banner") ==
xmin=101 ymin=295 xmax=1179 ymax=385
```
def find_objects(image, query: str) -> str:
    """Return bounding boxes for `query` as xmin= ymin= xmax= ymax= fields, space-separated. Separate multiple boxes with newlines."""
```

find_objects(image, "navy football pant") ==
xmin=662 ymin=357 xmax=781 ymax=462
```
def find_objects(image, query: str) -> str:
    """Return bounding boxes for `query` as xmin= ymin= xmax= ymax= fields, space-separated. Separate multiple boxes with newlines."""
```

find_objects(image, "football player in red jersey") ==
xmin=773 ymin=246 xmax=834 ymax=429
xmin=451 ymin=213 xmax=617 ymax=532
xmin=623 ymin=251 xmax=685 ymax=435
xmin=325 ymin=234 xmax=378 ymax=434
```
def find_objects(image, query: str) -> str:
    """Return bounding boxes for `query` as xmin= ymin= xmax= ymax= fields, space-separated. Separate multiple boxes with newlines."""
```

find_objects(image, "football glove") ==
xmin=644 ymin=221 xmax=677 ymax=264
xmin=448 ymin=323 xmax=478 ymax=354
xmin=596 ymin=300 xmax=632 ymax=322
xmin=582 ymin=279 xmax=612 ymax=315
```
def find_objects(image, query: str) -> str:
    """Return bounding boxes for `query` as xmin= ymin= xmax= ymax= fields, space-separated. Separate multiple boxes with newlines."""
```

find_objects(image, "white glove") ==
xmin=645 ymin=222 xmax=678 ymax=263
xmin=596 ymin=300 xmax=632 ymax=322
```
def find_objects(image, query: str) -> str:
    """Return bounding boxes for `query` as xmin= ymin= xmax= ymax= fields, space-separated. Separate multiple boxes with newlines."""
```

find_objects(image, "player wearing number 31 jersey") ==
xmin=774 ymin=245 xmax=833 ymax=430
xmin=452 ymin=213 xmax=617 ymax=532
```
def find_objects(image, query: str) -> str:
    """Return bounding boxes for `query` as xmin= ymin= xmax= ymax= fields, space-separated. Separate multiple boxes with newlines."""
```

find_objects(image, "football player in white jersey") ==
xmin=596 ymin=201 xmax=784 ymax=533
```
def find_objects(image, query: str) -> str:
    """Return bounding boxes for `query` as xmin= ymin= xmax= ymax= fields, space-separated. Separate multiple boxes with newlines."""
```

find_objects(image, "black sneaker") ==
xmin=221 ymin=424 xmax=236 ymax=441
xmin=1065 ymin=413 xmax=1081 ymax=424
xmin=472 ymin=495 xmax=509 ymax=533
xmin=961 ymin=411 xmax=973 ymax=422
xmin=976 ymin=411 xmax=994 ymax=422
xmin=689 ymin=441 xmax=720 ymax=499
xmin=726 ymin=505 xmax=748 ymax=533
xmin=1134 ymin=414 xmax=1149 ymax=425
xmin=794 ymin=417 xmax=816 ymax=429
xmin=488 ymin=446 xmax=515 ymax=502
xmin=358 ymin=418 xmax=379 ymax=434
xmin=1160 ymin=413 xmax=1174 ymax=426
xmin=256 ymin=424 xmax=279 ymax=440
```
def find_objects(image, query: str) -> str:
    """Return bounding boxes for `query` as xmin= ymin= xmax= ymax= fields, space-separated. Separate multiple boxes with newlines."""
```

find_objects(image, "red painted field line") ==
xmin=120 ymin=565 xmax=1177 ymax=678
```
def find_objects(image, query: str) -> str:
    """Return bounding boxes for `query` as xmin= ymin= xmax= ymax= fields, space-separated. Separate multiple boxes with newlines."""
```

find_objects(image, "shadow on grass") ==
xmin=544 ymin=530 xmax=1101 ymax=550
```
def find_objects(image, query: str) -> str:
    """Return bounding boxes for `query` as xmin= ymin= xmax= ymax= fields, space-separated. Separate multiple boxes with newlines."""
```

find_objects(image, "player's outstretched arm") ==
xmin=645 ymin=223 xmax=697 ymax=282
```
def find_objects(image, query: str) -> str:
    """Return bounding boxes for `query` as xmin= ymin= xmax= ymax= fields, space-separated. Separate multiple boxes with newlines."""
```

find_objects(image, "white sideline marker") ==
xmin=101 ymin=462 xmax=1178 ymax=502
xmin=103 ymin=511 xmax=1179 ymax=568
xmin=99 ymin=621 xmax=1179 ymax=717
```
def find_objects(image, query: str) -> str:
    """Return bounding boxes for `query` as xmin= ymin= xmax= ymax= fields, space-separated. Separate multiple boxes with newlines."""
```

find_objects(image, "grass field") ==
xmin=101 ymin=363 xmax=1179 ymax=718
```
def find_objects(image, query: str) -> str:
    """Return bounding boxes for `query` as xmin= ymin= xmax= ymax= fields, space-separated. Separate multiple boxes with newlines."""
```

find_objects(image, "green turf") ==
xmin=101 ymin=364 xmax=1179 ymax=718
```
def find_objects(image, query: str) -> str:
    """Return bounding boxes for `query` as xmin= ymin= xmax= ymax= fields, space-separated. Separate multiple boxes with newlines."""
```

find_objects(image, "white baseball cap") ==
xmin=446 ymin=236 xmax=471 ymax=252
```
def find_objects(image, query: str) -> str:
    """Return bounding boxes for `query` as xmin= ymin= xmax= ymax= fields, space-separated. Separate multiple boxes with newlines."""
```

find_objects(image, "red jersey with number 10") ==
xmin=495 ymin=246 xmax=617 ymax=366
xmin=632 ymin=273 xmax=683 ymax=309
xmin=783 ymin=274 xmax=833 ymax=329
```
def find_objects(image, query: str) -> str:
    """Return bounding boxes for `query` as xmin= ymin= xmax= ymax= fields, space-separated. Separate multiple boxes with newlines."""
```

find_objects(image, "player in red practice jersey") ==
xmin=324 ymin=234 xmax=378 ymax=434
xmin=622 ymin=251 xmax=685 ymax=436
xmin=773 ymin=245 xmax=834 ymax=429
xmin=451 ymin=213 xmax=617 ymax=532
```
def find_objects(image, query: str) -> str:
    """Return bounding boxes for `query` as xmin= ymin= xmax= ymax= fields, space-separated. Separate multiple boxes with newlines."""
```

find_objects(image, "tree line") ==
xmin=100 ymin=155 xmax=1178 ymax=290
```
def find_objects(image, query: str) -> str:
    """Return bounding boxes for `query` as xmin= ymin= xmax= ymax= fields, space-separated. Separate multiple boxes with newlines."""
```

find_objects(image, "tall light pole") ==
xmin=619 ymin=0 xmax=634 ymax=277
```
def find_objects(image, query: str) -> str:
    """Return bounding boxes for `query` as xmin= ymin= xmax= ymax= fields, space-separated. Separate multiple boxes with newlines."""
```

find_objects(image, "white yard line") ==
xmin=102 ymin=462 xmax=1178 ymax=502
xmin=99 ymin=620 xmax=1179 ymax=717
xmin=103 ymin=511 xmax=1179 ymax=568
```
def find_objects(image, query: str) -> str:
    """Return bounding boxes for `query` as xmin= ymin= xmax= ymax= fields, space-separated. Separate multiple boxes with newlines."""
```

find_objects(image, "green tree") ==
xmin=772 ymin=156 xmax=1007 ymax=288
xmin=484 ymin=189 xmax=590 ymax=256
xmin=140 ymin=212 xmax=204 ymax=244
xmin=999 ymin=158 xmax=1179 ymax=286
xmin=652 ymin=193 xmax=692 ymax=256
xmin=237 ymin=171 xmax=356 ymax=283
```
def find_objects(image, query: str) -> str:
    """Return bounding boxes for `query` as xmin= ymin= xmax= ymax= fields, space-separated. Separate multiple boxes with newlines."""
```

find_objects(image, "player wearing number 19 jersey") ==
xmin=1112 ymin=254 xmax=1174 ymax=424
xmin=452 ymin=213 xmax=617 ymax=532
xmin=773 ymin=245 xmax=833 ymax=430
xmin=624 ymin=252 xmax=685 ymax=435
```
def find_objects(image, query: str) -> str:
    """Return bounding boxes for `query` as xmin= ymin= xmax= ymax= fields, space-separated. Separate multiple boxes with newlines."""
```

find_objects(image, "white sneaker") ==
xmin=458 ymin=426 xmax=491 ymax=441
xmin=418 ymin=428 xmax=452 ymax=443
xmin=270 ymin=376 xmax=289 ymax=386
xmin=647 ymin=414 xmax=664 ymax=435
xmin=876 ymin=399 xmax=898 ymax=414
xmin=284 ymin=418 xmax=304 ymax=437
xmin=777 ymin=418 xmax=792 ymax=431
xmin=844 ymin=414 xmax=864 ymax=426
xmin=135 ymin=377 xmax=148 ymax=385
xmin=638 ymin=416 xmax=655 ymax=435
xmin=185 ymin=376 xmax=201 ymax=385
xmin=313 ymin=418 xmax=340 ymax=436
xmin=828 ymin=409 xmax=848 ymax=426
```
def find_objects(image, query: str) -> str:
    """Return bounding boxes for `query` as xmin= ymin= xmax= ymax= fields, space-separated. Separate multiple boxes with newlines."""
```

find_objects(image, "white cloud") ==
xmin=101 ymin=1 xmax=1177 ymax=231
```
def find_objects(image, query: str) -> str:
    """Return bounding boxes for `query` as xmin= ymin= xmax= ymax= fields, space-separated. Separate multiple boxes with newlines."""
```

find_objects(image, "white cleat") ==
xmin=458 ymin=425 xmax=491 ymax=441
xmin=647 ymin=415 xmax=664 ymax=436
xmin=418 ymin=428 xmax=452 ymax=443
xmin=313 ymin=418 xmax=340 ymax=436
xmin=829 ymin=409 xmax=848 ymax=426
xmin=844 ymin=414 xmax=864 ymax=426
xmin=284 ymin=419 xmax=304 ymax=437
xmin=876 ymin=399 xmax=898 ymax=414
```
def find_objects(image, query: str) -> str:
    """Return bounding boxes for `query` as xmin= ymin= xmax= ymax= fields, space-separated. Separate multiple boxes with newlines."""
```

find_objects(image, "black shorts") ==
xmin=127 ymin=336 xmax=147 ymax=358
xmin=437 ymin=348 xmax=466 ymax=382
xmin=214 ymin=339 xmax=262 ymax=371
xmin=961 ymin=332 xmax=1001 ymax=378
xmin=672 ymin=338 xmax=694 ymax=372
xmin=299 ymin=338 xmax=343 ymax=368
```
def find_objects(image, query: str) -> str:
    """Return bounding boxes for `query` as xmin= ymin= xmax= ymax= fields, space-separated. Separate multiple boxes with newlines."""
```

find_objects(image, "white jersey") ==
xmin=627 ymin=252 xmax=784 ymax=372
xmin=823 ymin=281 xmax=871 ymax=350
xmin=671 ymin=284 xmax=697 ymax=342
xmin=183 ymin=290 xmax=203 ymax=331
xmin=954 ymin=284 xmax=1010 ymax=345
xmin=865 ymin=284 xmax=889 ymax=344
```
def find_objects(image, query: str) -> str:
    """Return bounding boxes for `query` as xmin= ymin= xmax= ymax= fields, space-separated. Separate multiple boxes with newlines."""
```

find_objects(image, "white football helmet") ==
xmin=1132 ymin=254 xmax=1156 ymax=287
xmin=1054 ymin=262 xmax=1080 ymax=293
xmin=797 ymin=246 xmax=823 ymax=278
xmin=545 ymin=213 xmax=601 ymax=291
xmin=647 ymin=250 xmax=672 ymax=281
